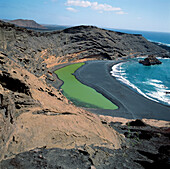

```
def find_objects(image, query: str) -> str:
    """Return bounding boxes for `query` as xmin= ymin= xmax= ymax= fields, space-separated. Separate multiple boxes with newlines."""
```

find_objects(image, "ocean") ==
xmin=111 ymin=58 xmax=170 ymax=106
xmin=109 ymin=28 xmax=170 ymax=106
xmin=108 ymin=28 xmax=170 ymax=47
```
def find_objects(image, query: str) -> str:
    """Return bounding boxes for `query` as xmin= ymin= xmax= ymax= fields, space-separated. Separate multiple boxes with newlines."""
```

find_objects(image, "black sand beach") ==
xmin=74 ymin=60 xmax=170 ymax=121
xmin=48 ymin=60 xmax=170 ymax=121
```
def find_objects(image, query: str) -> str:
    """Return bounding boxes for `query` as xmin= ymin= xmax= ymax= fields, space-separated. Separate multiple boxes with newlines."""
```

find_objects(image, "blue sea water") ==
xmin=108 ymin=28 xmax=170 ymax=46
xmin=111 ymin=58 xmax=170 ymax=106
xmin=108 ymin=28 xmax=170 ymax=106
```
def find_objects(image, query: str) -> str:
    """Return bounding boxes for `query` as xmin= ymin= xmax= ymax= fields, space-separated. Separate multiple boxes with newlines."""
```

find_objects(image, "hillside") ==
xmin=0 ymin=20 xmax=168 ymax=78
xmin=0 ymin=20 xmax=169 ymax=168
xmin=8 ymin=19 xmax=47 ymax=29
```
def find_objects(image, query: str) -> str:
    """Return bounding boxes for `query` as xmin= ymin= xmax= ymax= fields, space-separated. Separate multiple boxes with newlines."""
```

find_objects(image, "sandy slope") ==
xmin=0 ymin=52 xmax=123 ymax=161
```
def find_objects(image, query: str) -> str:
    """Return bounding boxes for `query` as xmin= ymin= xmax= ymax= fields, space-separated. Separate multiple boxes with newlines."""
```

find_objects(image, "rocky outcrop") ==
xmin=0 ymin=118 xmax=169 ymax=169
xmin=139 ymin=55 xmax=162 ymax=66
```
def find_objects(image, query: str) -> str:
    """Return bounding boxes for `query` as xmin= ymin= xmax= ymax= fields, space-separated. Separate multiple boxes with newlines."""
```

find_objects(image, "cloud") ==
xmin=116 ymin=11 xmax=128 ymax=15
xmin=66 ymin=0 xmax=91 ymax=7
xmin=66 ymin=7 xmax=78 ymax=12
xmin=91 ymin=2 xmax=121 ymax=11
xmin=66 ymin=0 xmax=122 ymax=12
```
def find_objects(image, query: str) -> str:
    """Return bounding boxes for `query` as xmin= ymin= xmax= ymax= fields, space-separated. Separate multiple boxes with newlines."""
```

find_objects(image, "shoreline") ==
xmin=47 ymin=62 xmax=77 ymax=89
xmin=75 ymin=60 xmax=170 ymax=121
xmin=111 ymin=58 xmax=170 ymax=106
xmin=74 ymin=60 xmax=135 ymax=119
xmin=48 ymin=60 xmax=170 ymax=121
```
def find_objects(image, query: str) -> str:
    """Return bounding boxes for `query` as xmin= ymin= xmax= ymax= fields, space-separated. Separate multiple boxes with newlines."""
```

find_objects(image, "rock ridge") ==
xmin=0 ymin=20 xmax=169 ymax=78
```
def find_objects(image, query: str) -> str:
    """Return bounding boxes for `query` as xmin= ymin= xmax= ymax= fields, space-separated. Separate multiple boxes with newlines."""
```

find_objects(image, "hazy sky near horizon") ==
xmin=0 ymin=0 xmax=170 ymax=32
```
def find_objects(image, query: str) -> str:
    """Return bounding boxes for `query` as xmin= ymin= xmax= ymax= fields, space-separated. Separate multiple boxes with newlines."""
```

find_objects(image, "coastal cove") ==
xmin=0 ymin=16 xmax=170 ymax=168
xmin=49 ymin=60 xmax=170 ymax=121
xmin=111 ymin=58 xmax=170 ymax=106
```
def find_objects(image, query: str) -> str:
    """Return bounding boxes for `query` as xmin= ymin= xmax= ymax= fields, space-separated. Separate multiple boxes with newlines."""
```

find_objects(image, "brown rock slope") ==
xmin=0 ymin=52 xmax=123 ymax=161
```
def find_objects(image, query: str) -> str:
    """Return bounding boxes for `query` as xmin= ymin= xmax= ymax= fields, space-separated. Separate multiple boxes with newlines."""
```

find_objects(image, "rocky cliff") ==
xmin=0 ymin=20 xmax=168 ymax=78
xmin=0 ymin=20 xmax=170 ymax=168
xmin=0 ymin=20 xmax=125 ymax=165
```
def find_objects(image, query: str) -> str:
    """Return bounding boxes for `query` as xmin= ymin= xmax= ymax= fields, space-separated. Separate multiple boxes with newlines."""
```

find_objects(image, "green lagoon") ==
xmin=55 ymin=63 xmax=118 ymax=110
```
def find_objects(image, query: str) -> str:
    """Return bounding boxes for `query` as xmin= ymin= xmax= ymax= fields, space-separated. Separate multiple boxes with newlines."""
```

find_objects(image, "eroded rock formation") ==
xmin=139 ymin=55 xmax=162 ymax=66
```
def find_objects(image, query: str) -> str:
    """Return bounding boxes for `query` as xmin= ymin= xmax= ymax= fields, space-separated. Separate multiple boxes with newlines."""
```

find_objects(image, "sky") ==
xmin=0 ymin=0 xmax=170 ymax=32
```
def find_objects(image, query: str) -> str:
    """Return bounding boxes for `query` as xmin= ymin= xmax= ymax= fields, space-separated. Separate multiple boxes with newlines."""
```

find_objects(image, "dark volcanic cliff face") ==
xmin=0 ymin=20 xmax=168 ymax=77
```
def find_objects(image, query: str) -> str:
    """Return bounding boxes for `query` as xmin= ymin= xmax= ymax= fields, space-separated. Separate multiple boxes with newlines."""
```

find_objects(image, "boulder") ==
xmin=139 ymin=55 xmax=162 ymax=66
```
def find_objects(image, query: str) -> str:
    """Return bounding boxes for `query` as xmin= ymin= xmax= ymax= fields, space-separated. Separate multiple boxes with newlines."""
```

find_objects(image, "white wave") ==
xmin=150 ymin=79 xmax=162 ymax=83
xmin=145 ymin=79 xmax=170 ymax=105
xmin=110 ymin=62 xmax=170 ymax=105
xmin=156 ymin=57 xmax=170 ymax=60
xmin=110 ymin=63 xmax=157 ymax=102
xmin=137 ymin=56 xmax=146 ymax=59
xmin=149 ymin=82 xmax=168 ymax=89
xmin=148 ymin=39 xmax=170 ymax=47
xmin=144 ymin=79 xmax=168 ymax=92
xmin=110 ymin=62 xmax=124 ymax=78
xmin=146 ymin=91 xmax=170 ymax=105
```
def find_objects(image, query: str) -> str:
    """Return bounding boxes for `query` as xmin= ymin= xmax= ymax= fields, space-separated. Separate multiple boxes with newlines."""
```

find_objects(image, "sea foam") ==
xmin=110 ymin=59 xmax=170 ymax=106
xmin=110 ymin=62 xmax=157 ymax=102
xmin=147 ymin=40 xmax=170 ymax=47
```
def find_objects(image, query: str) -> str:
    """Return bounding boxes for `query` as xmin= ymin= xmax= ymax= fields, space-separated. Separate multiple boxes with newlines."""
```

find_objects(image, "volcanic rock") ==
xmin=0 ymin=20 xmax=168 ymax=79
xmin=0 ymin=20 xmax=170 ymax=168
xmin=139 ymin=55 xmax=162 ymax=66
xmin=126 ymin=119 xmax=147 ymax=127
